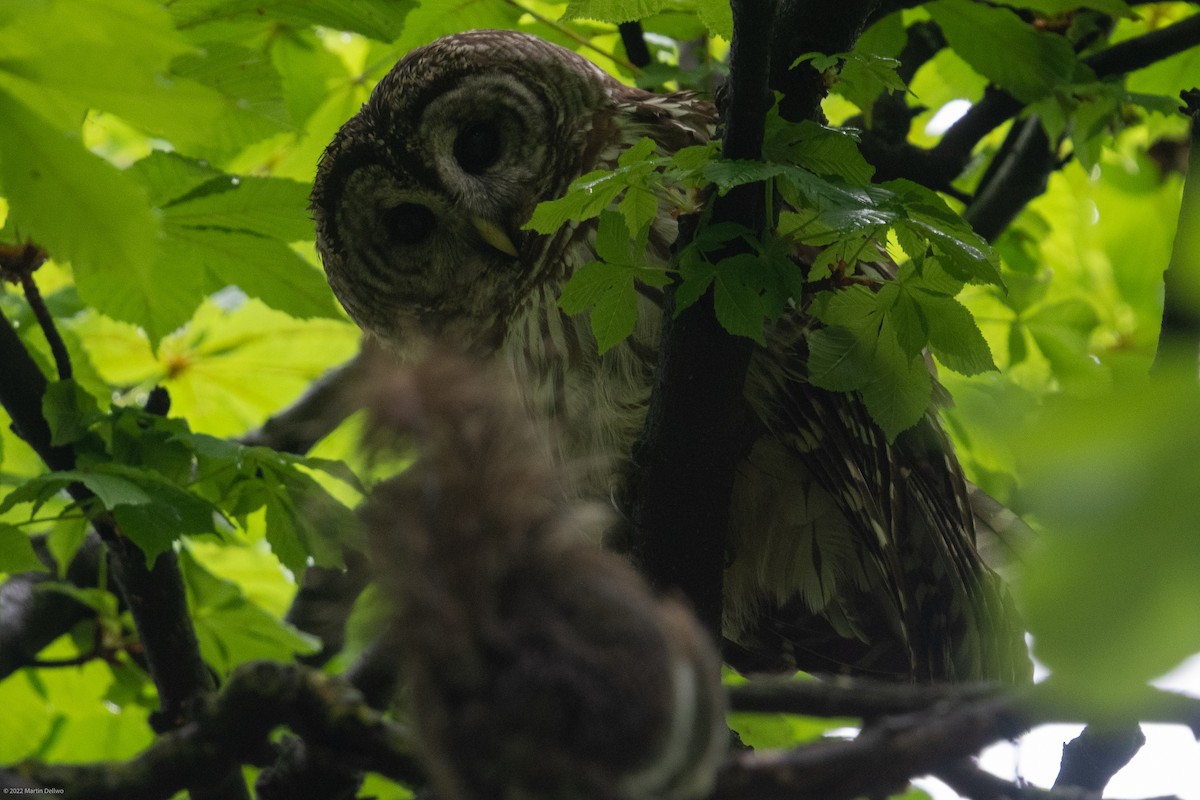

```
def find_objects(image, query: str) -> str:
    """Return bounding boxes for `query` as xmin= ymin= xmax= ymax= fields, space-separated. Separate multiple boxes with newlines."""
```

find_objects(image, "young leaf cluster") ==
xmin=0 ymin=379 xmax=360 ymax=577
xmin=530 ymin=109 xmax=1004 ymax=437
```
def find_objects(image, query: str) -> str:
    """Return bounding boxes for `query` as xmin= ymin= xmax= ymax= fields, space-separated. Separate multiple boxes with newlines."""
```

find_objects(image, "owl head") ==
xmin=311 ymin=29 xmax=638 ymax=346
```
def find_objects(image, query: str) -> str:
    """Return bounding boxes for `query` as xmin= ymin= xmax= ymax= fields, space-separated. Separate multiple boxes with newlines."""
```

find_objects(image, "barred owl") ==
xmin=311 ymin=29 xmax=1028 ymax=682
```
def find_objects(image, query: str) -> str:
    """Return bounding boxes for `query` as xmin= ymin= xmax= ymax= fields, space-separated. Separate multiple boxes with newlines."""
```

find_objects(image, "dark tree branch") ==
xmin=1084 ymin=13 xmax=1200 ymax=80
xmin=0 ymin=306 xmax=247 ymax=800
xmin=932 ymin=13 xmax=1200 ymax=176
xmin=0 ymin=534 xmax=104 ymax=679
xmin=256 ymin=623 xmax=410 ymax=799
xmin=5 ymin=662 xmax=422 ymax=800
xmin=17 ymin=274 xmax=72 ymax=381
xmin=770 ymin=0 xmax=884 ymax=122
xmin=728 ymin=676 xmax=1005 ymax=718
xmin=9 ymin=667 xmax=1198 ymax=800
xmin=618 ymin=21 xmax=652 ymax=69
xmin=963 ymin=115 xmax=1058 ymax=242
xmin=1054 ymin=723 xmax=1146 ymax=793
xmin=1155 ymin=88 xmax=1200 ymax=369
xmin=937 ymin=759 xmax=1175 ymax=800
xmin=716 ymin=691 xmax=1030 ymax=800
xmin=720 ymin=678 xmax=1196 ymax=800
xmin=627 ymin=0 xmax=777 ymax=636
xmin=855 ymin=10 xmax=1200 ymax=235
xmin=241 ymin=337 xmax=382 ymax=455
xmin=728 ymin=677 xmax=1200 ymax=734
xmin=0 ymin=306 xmax=75 ymax=472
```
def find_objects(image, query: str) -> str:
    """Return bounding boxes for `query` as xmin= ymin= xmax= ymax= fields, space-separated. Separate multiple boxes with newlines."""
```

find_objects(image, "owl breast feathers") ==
xmin=312 ymin=28 xmax=1029 ymax=683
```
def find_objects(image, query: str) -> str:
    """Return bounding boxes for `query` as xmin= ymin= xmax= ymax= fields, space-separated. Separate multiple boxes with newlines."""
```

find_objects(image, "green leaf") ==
xmin=0 ymin=475 xmax=74 ymax=518
xmin=42 ymin=380 xmax=104 ymax=446
xmin=160 ymin=173 xmax=315 ymax=243
xmin=126 ymin=150 xmax=222 ymax=207
xmin=73 ymin=470 xmax=155 ymax=509
xmin=833 ymin=54 xmax=908 ymax=122
xmin=169 ymin=41 xmax=292 ymax=154
xmin=526 ymin=170 xmax=628 ymax=233
xmin=927 ymin=0 xmax=1078 ymax=103
xmin=695 ymin=0 xmax=733 ymax=39
xmin=703 ymin=159 xmax=790 ymax=194
xmin=525 ymin=139 xmax=664 ymax=239
xmin=808 ymin=325 xmax=871 ymax=392
xmin=728 ymin=711 xmax=849 ymax=750
xmin=921 ymin=294 xmax=997 ymax=376
xmin=617 ymin=186 xmax=660 ymax=241
xmin=764 ymin=119 xmax=875 ymax=185
xmin=249 ymin=450 xmax=355 ymax=576
xmin=167 ymin=0 xmax=415 ymax=41
xmin=164 ymin=228 xmax=341 ymax=321
xmin=180 ymin=548 xmax=320 ymax=677
xmin=0 ymin=90 xmax=162 ymax=323
xmin=589 ymin=279 xmax=639 ymax=355
xmin=809 ymin=287 xmax=933 ymax=438
xmin=0 ymin=0 xmax=209 ymax=134
xmin=882 ymin=283 xmax=928 ymax=358
xmin=713 ymin=254 xmax=770 ymax=345
xmin=675 ymin=249 xmax=717 ymax=315
xmin=859 ymin=331 xmax=932 ymax=440
xmin=0 ymin=451 xmax=226 ymax=567
xmin=36 ymin=583 xmax=121 ymax=617
xmin=557 ymin=212 xmax=650 ymax=354
xmin=89 ymin=464 xmax=223 ymax=565
xmin=995 ymin=0 xmax=1135 ymax=18
xmin=46 ymin=518 xmax=89 ymax=580
xmin=887 ymin=180 xmax=1004 ymax=286
xmin=562 ymin=0 xmax=667 ymax=23
xmin=1024 ymin=298 xmax=1103 ymax=382
xmin=0 ymin=524 xmax=47 ymax=574
xmin=1018 ymin=366 xmax=1200 ymax=708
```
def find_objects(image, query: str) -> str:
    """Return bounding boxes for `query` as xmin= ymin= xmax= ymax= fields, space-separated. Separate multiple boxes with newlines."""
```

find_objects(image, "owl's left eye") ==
xmin=453 ymin=122 xmax=501 ymax=174
xmin=383 ymin=203 xmax=436 ymax=245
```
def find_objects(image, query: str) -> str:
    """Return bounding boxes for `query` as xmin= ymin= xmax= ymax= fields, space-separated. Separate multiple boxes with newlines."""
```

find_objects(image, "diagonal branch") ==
xmin=4 ymin=661 xmax=421 ymax=800
xmin=0 ymin=305 xmax=248 ymax=800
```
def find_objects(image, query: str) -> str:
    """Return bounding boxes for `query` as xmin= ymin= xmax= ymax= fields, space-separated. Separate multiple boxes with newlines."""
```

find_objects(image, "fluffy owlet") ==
xmin=362 ymin=351 xmax=727 ymax=800
xmin=311 ymin=29 xmax=1029 ymax=682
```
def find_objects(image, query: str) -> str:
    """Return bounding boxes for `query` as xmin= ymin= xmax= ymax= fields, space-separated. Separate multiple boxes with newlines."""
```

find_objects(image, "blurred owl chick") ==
xmin=361 ymin=347 xmax=727 ymax=800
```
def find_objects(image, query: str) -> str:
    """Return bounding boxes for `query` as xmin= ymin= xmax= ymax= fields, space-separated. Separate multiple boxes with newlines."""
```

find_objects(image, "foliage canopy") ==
xmin=1 ymin=0 xmax=1199 ymax=798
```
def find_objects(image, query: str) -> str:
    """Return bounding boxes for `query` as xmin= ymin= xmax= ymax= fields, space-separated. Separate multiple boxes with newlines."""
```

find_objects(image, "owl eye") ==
xmin=384 ymin=203 xmax=435 ymax=245
xmin=453 ymin=122 xmax=502 ymax=174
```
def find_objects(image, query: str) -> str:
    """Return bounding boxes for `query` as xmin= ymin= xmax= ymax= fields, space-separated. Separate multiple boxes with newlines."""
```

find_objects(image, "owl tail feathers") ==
xmin=966 ymin=481 xmax=1037 ymax=577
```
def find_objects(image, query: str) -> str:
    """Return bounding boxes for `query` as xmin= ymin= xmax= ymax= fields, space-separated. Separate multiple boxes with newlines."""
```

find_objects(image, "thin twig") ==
xmin=18 ymin=273 xmax=72 ymax=381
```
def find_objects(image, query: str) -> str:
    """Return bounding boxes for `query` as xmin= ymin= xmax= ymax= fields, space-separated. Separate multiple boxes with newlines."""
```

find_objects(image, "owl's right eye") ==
xmin=453 ymin=122 xmax=502 ymax=174
xmin=383 ymin=203 xmax=435 ymax=245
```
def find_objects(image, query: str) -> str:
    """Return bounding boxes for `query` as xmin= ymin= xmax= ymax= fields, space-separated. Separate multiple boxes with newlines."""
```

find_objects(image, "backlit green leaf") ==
xmin=1019 ymin=366 xmax=1200 ymax=708
xmin=928 ymin=0 xmax=1078 ymax=103
xmin=0 ymin=523 xmax=46 ymax=574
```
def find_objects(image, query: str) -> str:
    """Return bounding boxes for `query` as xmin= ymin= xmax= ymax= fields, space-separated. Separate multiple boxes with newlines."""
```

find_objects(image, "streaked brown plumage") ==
xmin=362 ymin=350 xmax=726 ymax=800
xmin=312 ymin=29 xmax=1028 ymax=682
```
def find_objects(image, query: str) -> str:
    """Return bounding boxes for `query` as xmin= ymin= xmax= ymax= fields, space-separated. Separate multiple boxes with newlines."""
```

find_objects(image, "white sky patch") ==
xmin=925 ymin=99 xmax=973 ymax=136
xmin=918 ymin=653 xmax=1200 ymax=800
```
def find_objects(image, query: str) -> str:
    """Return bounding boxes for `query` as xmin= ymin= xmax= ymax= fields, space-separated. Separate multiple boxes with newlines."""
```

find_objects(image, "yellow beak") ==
xmin=471 ymin=216 xmax=519 ymax=258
